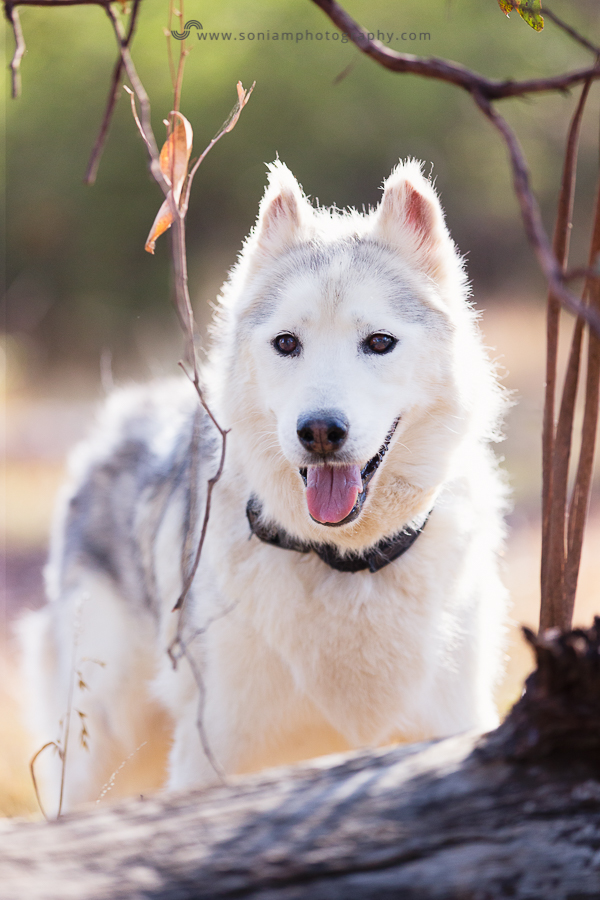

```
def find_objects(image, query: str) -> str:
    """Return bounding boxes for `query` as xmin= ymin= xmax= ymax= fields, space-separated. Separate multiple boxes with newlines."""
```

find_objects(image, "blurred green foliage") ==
xmin=4 ymin=0 xmax=600 ymax=388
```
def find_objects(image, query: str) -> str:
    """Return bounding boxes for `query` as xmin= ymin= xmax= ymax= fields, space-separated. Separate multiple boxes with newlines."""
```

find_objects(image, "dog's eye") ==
xmin=274 ymin=333 xmax=300 ymax=356
xmin=364 ymin=333 xmax=396 ymax=354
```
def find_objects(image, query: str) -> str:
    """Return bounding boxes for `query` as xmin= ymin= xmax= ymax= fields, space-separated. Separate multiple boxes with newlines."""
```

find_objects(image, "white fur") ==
xmin=21 ymin=162 xmax=508 ymax=812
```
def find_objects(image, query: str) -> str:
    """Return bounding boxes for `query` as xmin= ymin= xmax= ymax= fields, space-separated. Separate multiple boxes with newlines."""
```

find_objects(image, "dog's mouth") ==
xmin=299 ymin=417 xmax=400 ymax=527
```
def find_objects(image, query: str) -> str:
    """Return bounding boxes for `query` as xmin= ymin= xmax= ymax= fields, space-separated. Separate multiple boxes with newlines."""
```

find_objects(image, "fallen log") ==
xmin=2 ymin=623 xmax=600 ymax=899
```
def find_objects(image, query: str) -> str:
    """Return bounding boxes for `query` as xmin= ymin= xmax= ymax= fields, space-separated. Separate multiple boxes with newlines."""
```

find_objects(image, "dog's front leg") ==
xmin=163 ymin=612 xmax=306 ymax=790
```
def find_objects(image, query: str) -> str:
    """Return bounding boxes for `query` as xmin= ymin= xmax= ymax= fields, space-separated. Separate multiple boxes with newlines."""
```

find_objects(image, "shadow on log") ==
xmin=3 ymin=622 xmax=600 ymax=899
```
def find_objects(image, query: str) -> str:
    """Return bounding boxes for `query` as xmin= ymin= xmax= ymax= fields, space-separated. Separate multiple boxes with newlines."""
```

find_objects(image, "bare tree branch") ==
xmin=544 ymin=7 xmax=600 ymax=57
xmin=309 ymin=0 xmax=600 ymax=100
xmin=4 ymin=3 xmax=25 ymax=98
xmin=564 ymin=266 xmax=600 ymax=283
xmin=542 ymin=316 xmax=584 ymax=630
xmin=564 ymin=186 xmax=600 ymax=619
xmin=6 ymin=0 xmax=109 ymax=6
xmin=84 ymin=0 xmax=142 ymax=185
xmin=473 ymin=91 xmax=600 ymax=334
xmin=310 ymin=0 xmax=600 ymax=337
xmin=540 ymin=80 xmax=592 ymax=629
xmin=542 ymin=175 xmax=600 ymax=631
xmin=103 ymin=3 xmax=166 ymax=192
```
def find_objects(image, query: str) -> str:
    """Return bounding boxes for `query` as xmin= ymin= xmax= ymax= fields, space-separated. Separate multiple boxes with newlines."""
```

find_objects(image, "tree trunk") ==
xmin=2 ymin=624 xmax=600 ymax=899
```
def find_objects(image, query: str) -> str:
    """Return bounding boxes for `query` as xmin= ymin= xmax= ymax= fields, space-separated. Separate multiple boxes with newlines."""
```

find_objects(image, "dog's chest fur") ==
xmin=193 ymin=453 xmax=494 ymax=749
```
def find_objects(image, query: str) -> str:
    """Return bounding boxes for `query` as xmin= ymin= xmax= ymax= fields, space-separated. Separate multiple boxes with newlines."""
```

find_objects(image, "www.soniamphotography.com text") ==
xmin=171 ymin=22 xmax=431 ymax=44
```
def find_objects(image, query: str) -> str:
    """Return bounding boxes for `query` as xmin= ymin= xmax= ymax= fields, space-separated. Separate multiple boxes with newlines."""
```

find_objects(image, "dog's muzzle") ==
xmin=299 ymin=416 xmax=401 ymax=527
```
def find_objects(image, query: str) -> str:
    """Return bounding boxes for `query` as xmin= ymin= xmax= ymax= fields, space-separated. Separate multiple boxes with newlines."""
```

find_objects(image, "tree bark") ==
xmin=3 ymin=623 xmax=600 ymax=899
xmin=1 ymin=732 xmax=600 ymax=899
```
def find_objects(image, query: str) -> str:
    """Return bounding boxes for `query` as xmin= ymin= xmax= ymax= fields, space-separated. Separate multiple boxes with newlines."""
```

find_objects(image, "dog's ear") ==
xmin=253 ymin=162 xmax=310 ymax=259
xmin=373 ymin=161 xmax=452 ymax=277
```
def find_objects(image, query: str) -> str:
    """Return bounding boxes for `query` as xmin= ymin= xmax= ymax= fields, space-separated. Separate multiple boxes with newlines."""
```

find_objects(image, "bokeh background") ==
xmin=2 ymin=0 xmax=600 ymax=816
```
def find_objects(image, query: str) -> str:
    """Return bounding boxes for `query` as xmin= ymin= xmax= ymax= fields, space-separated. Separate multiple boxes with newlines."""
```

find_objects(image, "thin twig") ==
xmin=171 ymin=365 xmax=229 ymax=613
xmin=543 ymin=167 xmax=600 ymax=629
xmin=123 ymin=85 xmax=153 ymax=157
xmin=473 ymin=91 xmax=600 ymax=336
xmin=540 ymin=80 xmax=592 ymax=628
xmin=180 ymin=82 xmax=255 ymax=217
xmin=167 ymin=600 xmax=241 ymax=782
xmin=166 ymin=0 xmax=177 ymax=90
xmin=5 ymin=3 xmax=25 ymax=98
xmin=104 ymin=3 xmax=167 ymax=194
xmin=170 ymin=598 xmax=242 ymax=666
xmin=564 ymin=266 xmax=600 ymax=283
xmin=84 ymin=0 xmax=142 ymax=185
xmin=544 ymin=7 xmax=600 ymax=57
xmin=565 ymin=333 xmax=600 ymax=595
xmin=172 ymin=0 xmax=187 ymax=114
xmin=181 ymin=649 xmax=227 ymax=781
xmin=6 ymin=0 xmax=110 ymax=6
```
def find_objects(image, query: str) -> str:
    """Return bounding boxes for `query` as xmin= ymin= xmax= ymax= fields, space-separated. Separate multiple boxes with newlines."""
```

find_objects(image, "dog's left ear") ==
xmin=373 ymin=162 xmax=452 ymax=277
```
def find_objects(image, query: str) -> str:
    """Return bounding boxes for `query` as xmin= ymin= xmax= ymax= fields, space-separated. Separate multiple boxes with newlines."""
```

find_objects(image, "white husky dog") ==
xmin=22 ymin=161 xmax=507 ymax=813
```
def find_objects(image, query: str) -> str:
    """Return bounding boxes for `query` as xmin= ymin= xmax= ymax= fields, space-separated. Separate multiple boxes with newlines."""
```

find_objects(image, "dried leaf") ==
xmin=145 ymin=196 xmax=175 ymax=254
xmin=159 ymin=111 xmax=193 ymax=203
xmin=145 ymin=112 xmax=193 ymax=254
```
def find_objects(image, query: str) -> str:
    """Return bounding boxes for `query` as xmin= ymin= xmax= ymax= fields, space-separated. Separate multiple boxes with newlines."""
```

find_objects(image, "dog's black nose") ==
xmin=297 ymin=412 xmax=349 ymax=455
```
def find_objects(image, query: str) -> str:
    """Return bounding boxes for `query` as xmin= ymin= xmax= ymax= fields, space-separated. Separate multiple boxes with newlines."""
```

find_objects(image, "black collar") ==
xmin=246 ymin=496 xmax=429 ymax=574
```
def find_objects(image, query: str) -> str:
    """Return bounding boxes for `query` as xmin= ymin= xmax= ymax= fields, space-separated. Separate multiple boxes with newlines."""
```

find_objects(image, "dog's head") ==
xmin=212 ymin=162 xmax=502 ymax=547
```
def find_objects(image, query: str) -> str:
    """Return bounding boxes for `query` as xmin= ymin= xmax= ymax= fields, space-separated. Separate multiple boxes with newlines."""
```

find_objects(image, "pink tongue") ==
xmin=306 ymin=465 xmax=362 ymax=524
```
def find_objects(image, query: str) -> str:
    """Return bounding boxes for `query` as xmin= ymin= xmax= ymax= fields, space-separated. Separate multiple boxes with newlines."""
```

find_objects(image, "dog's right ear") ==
xmin=253 ymin=162 xmax=309 ymax=259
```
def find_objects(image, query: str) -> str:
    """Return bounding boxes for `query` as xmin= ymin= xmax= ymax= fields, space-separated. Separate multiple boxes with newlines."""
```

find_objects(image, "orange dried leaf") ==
xmin=145 ymin=196 xmax=174 ymax=254
xmin=159 ymin=112 xmax=193 ymax=203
